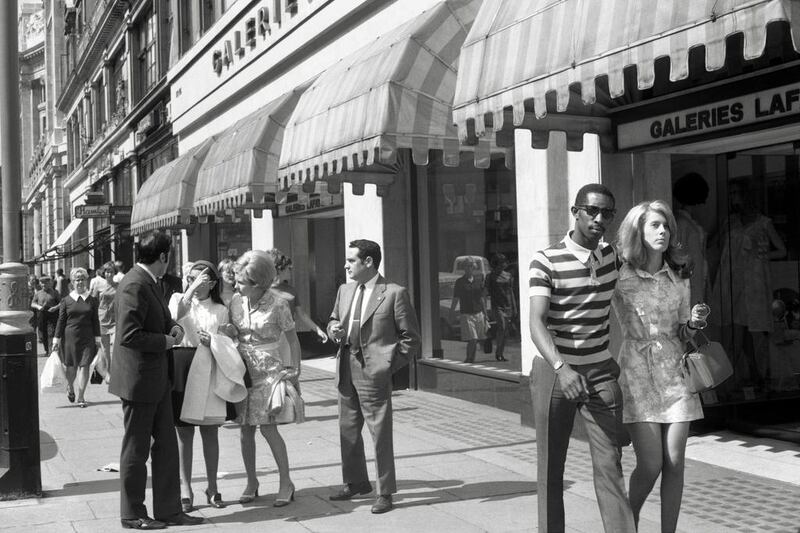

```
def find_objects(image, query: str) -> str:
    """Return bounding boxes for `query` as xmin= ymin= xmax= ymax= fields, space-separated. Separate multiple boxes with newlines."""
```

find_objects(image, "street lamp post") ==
xmin=0 ymin=1 xmax=42 ymax=499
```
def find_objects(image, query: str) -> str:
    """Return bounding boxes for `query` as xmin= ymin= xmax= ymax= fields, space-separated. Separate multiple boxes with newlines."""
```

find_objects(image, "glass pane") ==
xmin=428 ymin=153 xmax=520 ymax=369
xmin=679 ymin=150 xmax=800 ymax=404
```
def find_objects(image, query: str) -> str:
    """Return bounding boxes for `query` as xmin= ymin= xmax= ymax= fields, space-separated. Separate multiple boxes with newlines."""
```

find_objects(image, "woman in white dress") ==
xmin=169 ymin=260 xmax=230 ymax=511
xmin=612 ymin=200 xmax=710 ymax=533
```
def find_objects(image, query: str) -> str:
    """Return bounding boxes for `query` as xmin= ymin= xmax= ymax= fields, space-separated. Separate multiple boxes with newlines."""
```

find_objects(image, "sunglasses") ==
xmin=574 ymin=205 xmax=617 ymax=219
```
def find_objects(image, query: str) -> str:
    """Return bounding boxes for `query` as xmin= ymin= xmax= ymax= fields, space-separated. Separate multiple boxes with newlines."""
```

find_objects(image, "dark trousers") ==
xmin=338 ymin=351 xmax=396 ymax=495
xmin=119 ymin=386 xmax=181 ymax=520
xmin=531 ymin=357 xmax=635 ymax=533
xmin=37 ymin=315 xmax=56 ymax=354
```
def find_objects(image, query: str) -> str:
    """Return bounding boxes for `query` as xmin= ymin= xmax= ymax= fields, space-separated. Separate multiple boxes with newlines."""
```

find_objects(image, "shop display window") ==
xmin=424 ymin=153 xmax=520 ymax=372
xmin=673 ymin=150 xmax=800 ymax=404
xmin=216 ymin=219 xmax=252 ymax=262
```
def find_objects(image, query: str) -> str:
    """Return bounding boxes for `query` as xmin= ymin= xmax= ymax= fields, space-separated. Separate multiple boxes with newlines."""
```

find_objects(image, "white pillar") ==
xmin=343 ymin=183 xmax=384 ymax=275
xmin=515 ymin=130 xmax=604 ymax=376
xmin=251 ymin=211 xmax=275 ymax=250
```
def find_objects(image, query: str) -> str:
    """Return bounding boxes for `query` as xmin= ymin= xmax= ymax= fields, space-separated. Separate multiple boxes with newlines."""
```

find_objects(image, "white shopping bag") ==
xmin=40 ymin=349 xmax=67 ymax=393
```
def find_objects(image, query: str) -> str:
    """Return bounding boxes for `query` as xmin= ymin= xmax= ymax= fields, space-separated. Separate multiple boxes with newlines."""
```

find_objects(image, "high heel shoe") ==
xmin=180 ymin=494 xmax=194 ymax=513
xmin=239 ymin=485 xmax=259 ymax=504
xmin=205 ymin=489 xmax=226 ymax=509
xmin=273 ymin=483 xmax=295 ymax=507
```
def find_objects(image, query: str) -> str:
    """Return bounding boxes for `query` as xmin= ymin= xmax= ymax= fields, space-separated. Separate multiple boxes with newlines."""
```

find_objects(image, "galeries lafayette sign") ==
xmin=617 ymin=82 xmax=800 ymax=150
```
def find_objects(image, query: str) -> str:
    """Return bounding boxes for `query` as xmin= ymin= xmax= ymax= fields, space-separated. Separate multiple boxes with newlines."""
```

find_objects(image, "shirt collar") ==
xmin=619 ymin=262 xmax=680 ymax=283
xmin=70 ymin=290 xmax=90 ymax=301
xmin=361 ymin=272 xmax=380 ymax=290
xmin=563 ymin=232 xmax=602 ymax=265
xmin=136 ymin=263 xmax=159 ymax=284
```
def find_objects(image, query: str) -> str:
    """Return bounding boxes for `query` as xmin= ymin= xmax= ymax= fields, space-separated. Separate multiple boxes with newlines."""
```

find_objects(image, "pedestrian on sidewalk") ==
xmin=612 ymin=200 xmax=710 ymax=532
xmin=55 ymin=268 xmax=70 ymax=299
xmin=229 ymin=250 xmax=302 ymax=507
xmin=485 ymin=253 xmax=516 ymax=362
xmin=109 ymin=230 xmax=204 ymax=530
xmin=528 ymin=183 xmax=635 ymax=533
xmin=52 ymin=268 xmax=101 ymax=408
xmin=217 ymin=258 xmax=237 ymax=307
xmin=167 ymin=260 xmax=231 ymax=512
xmin=31 ymin=275 xmax=60 ymax=355
xmin=327 ymin=239 xmax=421 ymax=514
xmin=97 ymin=261 xmax=118 ymax=382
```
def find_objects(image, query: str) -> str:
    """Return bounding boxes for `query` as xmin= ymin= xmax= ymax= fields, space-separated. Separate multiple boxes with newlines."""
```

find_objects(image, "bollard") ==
xmin=0 ymin=262 xmax=41 ymax=499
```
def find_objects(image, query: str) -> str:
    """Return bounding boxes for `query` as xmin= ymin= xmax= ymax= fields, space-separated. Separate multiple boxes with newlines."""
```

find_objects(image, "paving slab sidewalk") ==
xmin=0 ymin=356 xmax=798 ymax=532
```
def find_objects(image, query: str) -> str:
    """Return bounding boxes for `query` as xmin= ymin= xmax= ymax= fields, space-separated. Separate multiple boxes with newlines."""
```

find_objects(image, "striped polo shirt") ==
xmin=529 ymin=233 xmax=618 ymax=365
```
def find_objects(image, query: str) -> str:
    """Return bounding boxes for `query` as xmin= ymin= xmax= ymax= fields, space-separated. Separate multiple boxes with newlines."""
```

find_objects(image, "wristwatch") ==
xmin=552 ymin=360 xmax=565 ymax=373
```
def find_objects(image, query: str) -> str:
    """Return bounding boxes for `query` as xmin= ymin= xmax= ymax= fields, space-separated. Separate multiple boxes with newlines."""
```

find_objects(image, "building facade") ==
xmin=33 ymin=0 xmax=178 ymax=274
xmin=122 ymin=0 xmax=800 ymax=432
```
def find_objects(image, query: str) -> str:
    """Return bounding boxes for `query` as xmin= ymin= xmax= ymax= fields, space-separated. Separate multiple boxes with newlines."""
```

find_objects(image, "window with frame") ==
xmin=138 ymin=9 xmax=158 ymax=99
xmin=179 ymin=0 xmax=226 ymax=56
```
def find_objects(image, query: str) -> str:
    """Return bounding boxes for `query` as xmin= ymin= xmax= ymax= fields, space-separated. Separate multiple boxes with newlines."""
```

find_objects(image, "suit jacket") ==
xmin=109 ymin=265 xmax=178 ymax=403
xmin=327 ymin=275 xmax=421 ymax=388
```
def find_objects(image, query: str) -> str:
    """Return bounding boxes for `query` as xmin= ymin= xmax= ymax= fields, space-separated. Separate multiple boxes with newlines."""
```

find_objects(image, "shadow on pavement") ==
xmin=204 ymin=480 xmax=537 ymax=524
xmin=39 ymin=431 xmax=58 ymax=461
xmin=43 ymin=478 xmax=120 ymax=498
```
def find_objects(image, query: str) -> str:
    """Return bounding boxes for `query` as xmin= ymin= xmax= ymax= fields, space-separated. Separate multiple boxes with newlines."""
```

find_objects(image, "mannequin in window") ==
xmin=711 ymin=178 xmax=786 ymax=390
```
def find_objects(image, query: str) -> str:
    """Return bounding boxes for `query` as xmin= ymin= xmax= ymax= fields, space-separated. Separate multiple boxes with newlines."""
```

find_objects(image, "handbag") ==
xmin=40 ymin=349 xmax=67 ymax=393
xmin=681 ymin=331 xmax=733 ymax=393
xmin=266 ymin=371 xmax=305 ymax=424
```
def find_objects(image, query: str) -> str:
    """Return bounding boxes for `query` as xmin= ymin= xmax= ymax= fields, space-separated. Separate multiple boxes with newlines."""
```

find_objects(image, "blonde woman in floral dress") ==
xmin=229 ymin=250 xmax=301 ymax=507
xmin=612 ymin=200 xmax=710 ymax=533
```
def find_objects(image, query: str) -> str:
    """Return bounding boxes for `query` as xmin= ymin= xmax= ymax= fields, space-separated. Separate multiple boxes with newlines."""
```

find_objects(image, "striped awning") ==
xmin=47 ymin=217 xmax=84 ymax=251
xmin=130 ymin=138 xmax=214 ymax=235
xmin=279 ymin=0 xmax=511 ymax=187
xmin=194 ymin=90 xmax=303 ymax=216
xmin=453 ymin=0 xmax=800 ymax=142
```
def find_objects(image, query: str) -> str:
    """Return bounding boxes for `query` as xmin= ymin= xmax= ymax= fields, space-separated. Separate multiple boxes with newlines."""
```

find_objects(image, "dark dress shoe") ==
xmin=329 ymin=481 xmax=373 ymax=501
xmin=120 ymin=517 xmax=166 ymax=530
xmin=371 ymin=494 xmax=393 ymax=514
xmin=158 ymin=512 xmax=205 ymax=526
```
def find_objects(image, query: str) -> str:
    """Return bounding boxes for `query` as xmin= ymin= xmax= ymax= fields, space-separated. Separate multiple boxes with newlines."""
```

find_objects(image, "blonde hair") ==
xmin=70 ymin=267 xmax=89 ymax=280
xmin=234 ymin=250 xmax=276 ymax=290
xmin=616 ymin=200 xmax=690 ymax=276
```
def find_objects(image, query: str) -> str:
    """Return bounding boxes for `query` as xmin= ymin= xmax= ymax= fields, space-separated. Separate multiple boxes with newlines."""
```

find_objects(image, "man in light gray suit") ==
xmin=327 ymin=239 xmax=421 ymax=514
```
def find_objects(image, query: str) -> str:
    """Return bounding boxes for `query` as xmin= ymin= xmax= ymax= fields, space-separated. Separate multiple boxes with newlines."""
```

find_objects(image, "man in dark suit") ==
xmin=327 ymin=239 xmax=421 ymax=514
xmin=109 ymin=231 xmax=203 ymax=530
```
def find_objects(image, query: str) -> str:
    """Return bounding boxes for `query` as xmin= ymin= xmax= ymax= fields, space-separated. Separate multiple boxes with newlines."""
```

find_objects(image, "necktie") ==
xmin=348 ymin=285 xmax=366 ymax=353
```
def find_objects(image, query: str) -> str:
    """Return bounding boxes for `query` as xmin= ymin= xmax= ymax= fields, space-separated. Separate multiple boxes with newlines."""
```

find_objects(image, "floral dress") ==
xmin=229 ymin=291 xmax=295 ymax=425
xmin=611 ymin=264 xmax=703 ymax=424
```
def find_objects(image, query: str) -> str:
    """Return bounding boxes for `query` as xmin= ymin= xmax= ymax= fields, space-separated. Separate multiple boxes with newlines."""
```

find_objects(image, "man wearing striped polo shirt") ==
xmin=529 ymin=183 xmax=635 ymax=533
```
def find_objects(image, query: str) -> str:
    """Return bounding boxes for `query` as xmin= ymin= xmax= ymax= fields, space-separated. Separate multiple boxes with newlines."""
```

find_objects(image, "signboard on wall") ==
xmin=617 ymin=82 xmax=800 ymax=150
xmin=276 ymin=192 xmax=343 ymax=217
xmin=75 ymin=204 xmax=132 ymax=223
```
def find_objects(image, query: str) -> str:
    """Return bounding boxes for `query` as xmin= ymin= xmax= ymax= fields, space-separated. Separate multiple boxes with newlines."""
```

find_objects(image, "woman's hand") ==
xmin=198 ymin=329 xmax=211 ymax=347
xmin=689 ymin=303 xmax=710 ymax=329
xmin=217 ymin=323 xmax=238 ymax=339
xmin=185 ymin=268 xmax=211 ymax=297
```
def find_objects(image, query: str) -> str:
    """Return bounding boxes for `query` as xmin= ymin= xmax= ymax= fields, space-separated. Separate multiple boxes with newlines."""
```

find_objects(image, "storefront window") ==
xmin=426 ymin=153 xmax=520 ymax=370
xmin=216 ymin=219 xmax=252 ymax=262
xmin=674 ymin=150 xmax=800 ymax=403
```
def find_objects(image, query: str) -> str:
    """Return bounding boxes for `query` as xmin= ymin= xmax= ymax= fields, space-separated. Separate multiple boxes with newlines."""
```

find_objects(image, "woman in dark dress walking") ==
xmin=52 ymin=267 xmax=101 ymax=407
